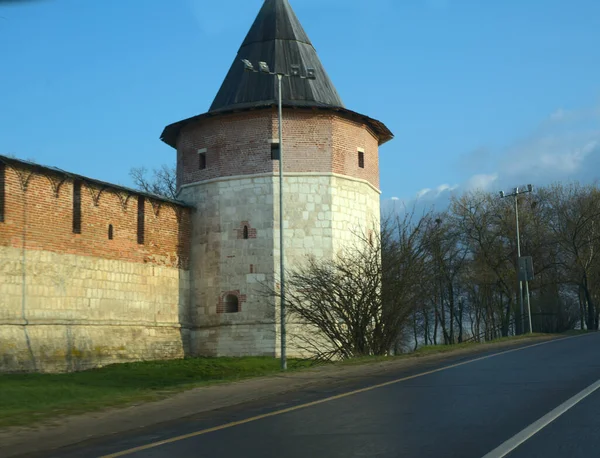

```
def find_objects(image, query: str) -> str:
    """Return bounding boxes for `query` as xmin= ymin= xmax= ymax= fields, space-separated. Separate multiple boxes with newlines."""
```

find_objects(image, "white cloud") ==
xmin=538 ymin=140 xmax=598 ymax=173
xmin=465 ymin=173 xmax=498 ymax=191
xmin=385 ymin=103 xmax=600 ymax=215
xmin=416 ymin=188 xmax=432 ymax=198
xmin=436 ymin=183 xmax=459 ymax=194
xmin=490 ymin=103 xmax=600 ymax=187
xmin=499 ymin=131 xmax=600 ymax=181
xmin=413 ymin=185 xmax=458 ymax=200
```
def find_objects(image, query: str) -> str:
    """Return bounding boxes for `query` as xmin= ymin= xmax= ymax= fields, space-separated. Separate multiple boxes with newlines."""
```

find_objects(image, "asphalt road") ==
xmin=18 ymin=333 xmax=600 ymax=458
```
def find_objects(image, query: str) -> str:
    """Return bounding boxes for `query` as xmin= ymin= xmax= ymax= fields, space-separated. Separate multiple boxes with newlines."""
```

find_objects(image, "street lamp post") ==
xmin=500 ymin=184 xmax=534 ymax=334
xmin=241 ymin=59 xmax=316 ymax=370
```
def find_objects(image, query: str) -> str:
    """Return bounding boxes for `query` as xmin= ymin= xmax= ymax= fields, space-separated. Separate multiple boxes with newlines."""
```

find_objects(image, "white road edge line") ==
xmin=481 ymin=377 xmax=600 ymax=458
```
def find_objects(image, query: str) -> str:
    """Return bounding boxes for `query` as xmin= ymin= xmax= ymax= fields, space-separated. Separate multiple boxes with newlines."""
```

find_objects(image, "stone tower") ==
xmin=161 ymin=0 xmax=393 ymax=357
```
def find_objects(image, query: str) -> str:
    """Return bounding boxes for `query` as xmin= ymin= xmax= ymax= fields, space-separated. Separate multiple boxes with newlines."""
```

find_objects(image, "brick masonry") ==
xmin=178 ymin=108 xmax=382 ymax=358
xmin=177 ymin=108 xmax=380 ymax=190
xmin=0 ymin=104 xmax=385 ymax=371
xmin=0 ymin=166 xmax=191 ymax=267
xmin=235 ymin=221 xmax=257 ymax=240
xmin=217 ymin=290 xmax=248 ymax=314
xmin=0 ymin=164 xmax=192 ymax=373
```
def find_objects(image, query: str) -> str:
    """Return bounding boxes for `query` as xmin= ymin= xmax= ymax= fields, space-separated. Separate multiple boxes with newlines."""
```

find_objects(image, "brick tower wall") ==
xmin=177 ymin=108 xmax=381 ymax=357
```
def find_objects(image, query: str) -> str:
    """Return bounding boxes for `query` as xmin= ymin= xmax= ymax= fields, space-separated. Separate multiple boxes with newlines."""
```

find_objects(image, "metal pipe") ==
xmin=240 ymin=59 xmax=313 ymax=370
xmin=501 ymin=185 xmax=534 ymax=335
xmin=277 ymin=74 xmax=287 ymax=370
xmin=514 ymin=190 xmax=524 ymax=334
xmin=525 ymin=279 xmax=533 ymax=334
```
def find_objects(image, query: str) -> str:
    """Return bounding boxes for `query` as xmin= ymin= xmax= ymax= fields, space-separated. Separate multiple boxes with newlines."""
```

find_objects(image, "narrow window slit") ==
xmin=358 ymin=151 xmax=365 ymax=169
xmin=72 ymin=180 xmax=82 ymax=234
xmin=137 ymin=197 xmax=145 ymax=244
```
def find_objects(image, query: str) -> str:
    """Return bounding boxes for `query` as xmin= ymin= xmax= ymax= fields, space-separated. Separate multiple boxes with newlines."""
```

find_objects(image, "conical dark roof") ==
xmin=209 ymin=0 xmax=344 ymax=113
xmin=160 ymin=0 xmax=393 ymax=148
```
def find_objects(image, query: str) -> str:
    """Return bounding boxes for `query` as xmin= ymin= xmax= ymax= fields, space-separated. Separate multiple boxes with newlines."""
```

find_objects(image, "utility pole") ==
xmin=276 ymin=73 xmax=286 ymax=370
xmin=241 ymin=59 xmax=316 ymax=370
xmin=500 ymin=184 xmax=534 ymax=334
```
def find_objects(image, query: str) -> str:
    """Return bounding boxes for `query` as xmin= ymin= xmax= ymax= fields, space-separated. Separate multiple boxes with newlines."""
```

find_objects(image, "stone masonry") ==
xmin=0 ymin=161 xmax=191 ymax=372
xmin=177 ymin=109 xmax=382 ymax=357
xmin=0 ymin=0 xmax=393 ymax=372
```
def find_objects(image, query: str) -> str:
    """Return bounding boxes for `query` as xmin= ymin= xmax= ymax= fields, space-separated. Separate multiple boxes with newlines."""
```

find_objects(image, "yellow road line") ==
xmin=101 ymin=335 xmax=581 ymax=458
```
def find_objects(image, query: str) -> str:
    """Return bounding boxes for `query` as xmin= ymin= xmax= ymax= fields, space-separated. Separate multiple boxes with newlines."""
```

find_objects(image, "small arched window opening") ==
xmin=243 ymin=225 xmax=249 ymax=240
xmin=224 ymin=294 xmax=239 ymax=313
xmin=368 ymin=230 xmax=374 ymax=247
xmin=108 ymin=224 xmax=114 ymax=240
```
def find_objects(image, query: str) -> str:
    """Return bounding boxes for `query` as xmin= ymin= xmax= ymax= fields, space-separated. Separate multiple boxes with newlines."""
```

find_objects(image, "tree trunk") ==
xmin=457 ymin=298 xmax=464 ymax=343
xmin=579 ymin=284 xmax=586 ymax=330
xmin=469 ymin=296 xmax=477 ymax=341
xmin=583 ymin=276 xmax=595 ymax=331
xmin=440 ymin=287 xmax=449 ymax=345
xmin=412 ymin=311 xmax=419 ymax=351
xmin=502 ymin=292 xmax=511 ymax=337
xmin=449 ymin=282 xmax=455 ymax=344
xmin=423 ymin=308 xmax=430 ymax=345
xmin=433 ymin=305 xmax=439 ymax=345
xmin=488 ymin=296 xmax=496 ymax=341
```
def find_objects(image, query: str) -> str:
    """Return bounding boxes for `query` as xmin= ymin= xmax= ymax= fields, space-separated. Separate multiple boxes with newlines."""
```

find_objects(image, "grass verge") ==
xmin=561 ymin=329 xmax=594 ymax=336
xmin=0 ymin=357 xmax=315 ymax=428
xmin=334 ymin=333 xmax=552 ymax=366
xmin=0 ymin=333 xmax=558 ymax=428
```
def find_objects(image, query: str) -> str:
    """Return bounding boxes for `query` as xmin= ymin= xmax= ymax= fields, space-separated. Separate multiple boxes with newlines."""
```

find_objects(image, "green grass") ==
xmin=413 ymin=333 xmax=550 ymax=355
xmin=335 ymin=333 xmax=552 ymax=366
xmin=562 ymin=329 xmax=595 ymax=336
xmin=0 ymin=357 xmax=315 ymax=428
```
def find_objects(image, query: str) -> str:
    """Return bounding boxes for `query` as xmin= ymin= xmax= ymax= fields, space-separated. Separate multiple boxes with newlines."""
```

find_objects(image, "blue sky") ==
xmin=2 ymin=0 xmax=600 ymax=209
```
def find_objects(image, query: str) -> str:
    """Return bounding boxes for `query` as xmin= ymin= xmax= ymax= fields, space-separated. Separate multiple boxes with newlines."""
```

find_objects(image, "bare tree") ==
xmin=449 ymin=191 xmax=518 ymax=336
xmin=539 ymin=183 xmax=600 ymax=330
xmin=130 ymin=164 xmax=177 ymax=200
xmin=421 ymin=213 xmax=469 ymax=344
xmin=279 ymin=212 xmax=429 ymax=360
xmin=271 ymin=180 xmax=600 ymax=360
xmin=383 ymin=211 xmax=431 ymax=353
